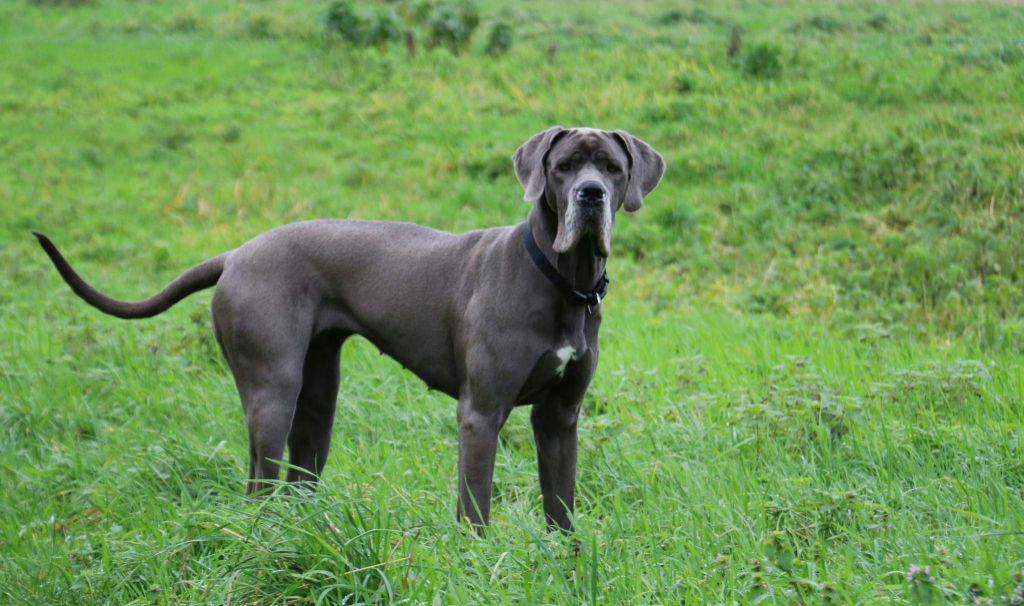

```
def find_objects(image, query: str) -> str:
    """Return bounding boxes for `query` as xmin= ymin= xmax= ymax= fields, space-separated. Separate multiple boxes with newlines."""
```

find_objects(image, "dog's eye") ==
xmin=607 ymin=163 xmax=622 ymax=174
xmin=555 ymin=161 xmax=573 ymax=172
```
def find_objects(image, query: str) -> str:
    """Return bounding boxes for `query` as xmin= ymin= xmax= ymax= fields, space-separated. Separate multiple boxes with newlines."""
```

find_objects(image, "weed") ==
xmin=658 ymin=8 xmax=719 ymax=27
xmin=29 ymin=0 xmax=95 ymax=5
xmin=739 ymin=41 xmax=783 ymax=79
xmin=324 ymin=0 xmax=364 ymax=44
xmin=866 ymin=12 xmax=891 ymax=32
xmin=324 ymin=1 xmax=488 ymax=55
xmin=729 ymin=356 xmax=861 ymax=451
xmin=485 ymin=20 xmax=513 ymax=56
xmin=245 ymin=13 xmax=276 ymax=39
xmin=790 ymin=14 xmax=845 ymax=35
xmin=167 ymin=7 xmax=202 ymax=33
xmin=365 ymin=5 xmax=403 ymax=48
xmin=876 ymin=359 xmax=992 ymax=411
xmin=426 ymin=2 xmax=480 ymax=54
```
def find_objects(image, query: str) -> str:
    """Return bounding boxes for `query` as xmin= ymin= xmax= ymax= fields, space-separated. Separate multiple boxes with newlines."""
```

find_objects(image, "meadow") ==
xmin=1 ymin=0 xmax=1023 ymax=603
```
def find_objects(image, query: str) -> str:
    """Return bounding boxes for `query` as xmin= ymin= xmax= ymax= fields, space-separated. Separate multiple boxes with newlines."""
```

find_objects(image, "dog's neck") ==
xmin=527 ymin=202 xmax=607 ymax=292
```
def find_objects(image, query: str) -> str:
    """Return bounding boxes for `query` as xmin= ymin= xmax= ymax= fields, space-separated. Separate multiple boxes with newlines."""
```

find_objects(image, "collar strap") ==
xmin=522 ymin=223 xmax=609 ymax=309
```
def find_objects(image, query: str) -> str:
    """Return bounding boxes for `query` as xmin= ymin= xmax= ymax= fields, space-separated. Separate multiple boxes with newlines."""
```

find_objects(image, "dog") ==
xmin=34 ymin=127 xmax=665 ymax=530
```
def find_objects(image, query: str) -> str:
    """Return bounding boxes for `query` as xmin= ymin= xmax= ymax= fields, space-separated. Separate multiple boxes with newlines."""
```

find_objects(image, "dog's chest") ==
xmin=507 ymin=302 xmax=598 ymax=403
xmin=552 ymin=345 xmax=578 ymax=378
xmin=514 ymin=343 xmax=586 ymax=404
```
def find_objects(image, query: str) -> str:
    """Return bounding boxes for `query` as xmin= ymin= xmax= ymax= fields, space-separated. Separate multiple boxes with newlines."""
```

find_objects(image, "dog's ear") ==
xmin=513 ymin=126 xmax=567 ymax=202
xmin=612 ymin=130 xmax=665 ymax=212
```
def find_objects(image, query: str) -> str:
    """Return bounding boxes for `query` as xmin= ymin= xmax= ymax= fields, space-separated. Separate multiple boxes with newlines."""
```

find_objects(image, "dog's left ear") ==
xmin=612 ymin=131 xmax=665 ymax=212
xmin=514 ymin=126 xmax=567 ymax=202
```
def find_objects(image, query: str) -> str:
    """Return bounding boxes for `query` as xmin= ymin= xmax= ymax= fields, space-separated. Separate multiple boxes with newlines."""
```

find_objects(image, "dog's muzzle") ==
xmin=553 ymin=179 xmax=613 ymax=256
xmin=574 ymin=181 xmax=607 ymax=208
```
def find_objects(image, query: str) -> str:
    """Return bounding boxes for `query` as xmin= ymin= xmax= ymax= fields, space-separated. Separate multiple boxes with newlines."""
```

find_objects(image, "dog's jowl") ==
xmin=35 ymin=127 xmax=664 ymax=531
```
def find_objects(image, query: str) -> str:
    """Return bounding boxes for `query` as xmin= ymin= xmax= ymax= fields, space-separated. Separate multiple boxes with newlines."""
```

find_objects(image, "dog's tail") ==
xmin=33 ymin=231 xmax=228 ymax=320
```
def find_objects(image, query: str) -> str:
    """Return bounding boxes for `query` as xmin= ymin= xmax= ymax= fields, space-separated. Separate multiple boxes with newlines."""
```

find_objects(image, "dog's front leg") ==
xmin=456 ymin=396 xmax=510 ymax=529
xmin=531 ymin=396 xmax=582 ymax=532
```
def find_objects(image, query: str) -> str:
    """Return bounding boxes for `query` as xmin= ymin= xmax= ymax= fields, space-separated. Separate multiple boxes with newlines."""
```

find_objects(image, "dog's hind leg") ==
xmin=285 ymin=331 xmax=345 ymax=484
xmin=237 ymin=361 xmax=305 ymax=496
xmin=213 ymin=290 xmax=311 ymax=496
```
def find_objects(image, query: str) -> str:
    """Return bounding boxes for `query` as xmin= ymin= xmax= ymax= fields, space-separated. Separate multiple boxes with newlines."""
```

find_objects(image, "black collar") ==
xmin=522 ymin=223 xmax=609 ymax=311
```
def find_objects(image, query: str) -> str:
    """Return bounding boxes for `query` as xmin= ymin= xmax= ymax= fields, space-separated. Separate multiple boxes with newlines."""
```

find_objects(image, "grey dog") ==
xmin=34 ymin=127 xmax=664 ymax=530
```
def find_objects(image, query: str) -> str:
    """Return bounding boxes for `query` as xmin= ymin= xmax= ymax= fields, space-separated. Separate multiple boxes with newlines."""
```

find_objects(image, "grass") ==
xmin=1 ymin=0 xmax=1023 ymax=603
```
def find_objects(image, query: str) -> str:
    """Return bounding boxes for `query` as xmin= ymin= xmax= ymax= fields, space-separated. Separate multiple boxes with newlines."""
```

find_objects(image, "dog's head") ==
xmin=514 ymin=127 xmax=664 ymax=257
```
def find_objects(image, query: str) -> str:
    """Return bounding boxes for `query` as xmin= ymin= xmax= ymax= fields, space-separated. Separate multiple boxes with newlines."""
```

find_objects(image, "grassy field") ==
xmin=2 ymin=0 xmax=1024 ymax=603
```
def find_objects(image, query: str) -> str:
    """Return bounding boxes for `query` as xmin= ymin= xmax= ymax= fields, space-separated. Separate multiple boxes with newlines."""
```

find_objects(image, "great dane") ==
xmin=34 ymin=127 xmax=665 ymax=530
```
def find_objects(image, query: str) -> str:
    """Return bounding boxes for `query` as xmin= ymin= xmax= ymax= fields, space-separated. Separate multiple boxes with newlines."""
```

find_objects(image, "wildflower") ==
xmin=907 ymin=564 xmax=936 ymax=585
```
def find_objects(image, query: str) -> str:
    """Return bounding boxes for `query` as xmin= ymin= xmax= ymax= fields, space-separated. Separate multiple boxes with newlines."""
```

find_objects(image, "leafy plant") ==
xmin=485 ymin=20 xmax=513 ymax=56
xmin=426 ymin=2 xmax=480 ymax=53
xmin=324 ymin=0 xmax=364 ymax=44
xmin=740 ymin=41 xmax=783 ymax=79
xmin=365 ymin=5 xmax=403 ymax=47
xmin=325 ymin=0 xmax=488 ymax=55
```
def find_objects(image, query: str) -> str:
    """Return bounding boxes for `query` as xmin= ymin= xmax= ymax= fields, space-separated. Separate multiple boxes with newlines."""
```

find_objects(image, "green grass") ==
xmin=2 ymin=0 xmax=1024 ymax=603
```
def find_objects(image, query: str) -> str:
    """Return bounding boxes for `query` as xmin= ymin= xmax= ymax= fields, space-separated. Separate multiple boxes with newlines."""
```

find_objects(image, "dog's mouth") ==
xmin=552 ymin=200 xmax=612 ymax=257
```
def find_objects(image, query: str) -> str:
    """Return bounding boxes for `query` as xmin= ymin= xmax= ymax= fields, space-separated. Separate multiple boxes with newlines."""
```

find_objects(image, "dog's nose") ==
xmin=575 ymin=181 xmax=607 ymax=205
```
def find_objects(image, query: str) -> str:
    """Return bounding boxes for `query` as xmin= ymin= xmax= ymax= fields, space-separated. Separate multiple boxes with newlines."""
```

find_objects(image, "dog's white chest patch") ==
xmin=554 ymin=346 xmax=576 ymax=378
